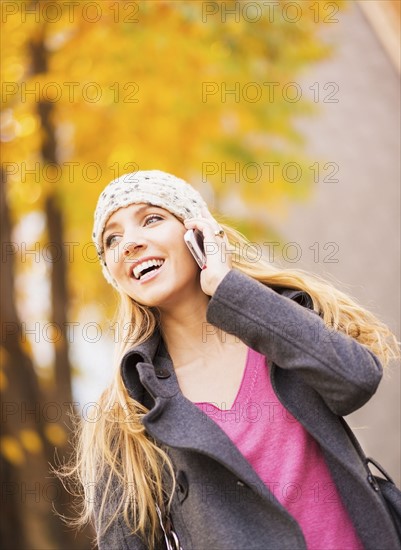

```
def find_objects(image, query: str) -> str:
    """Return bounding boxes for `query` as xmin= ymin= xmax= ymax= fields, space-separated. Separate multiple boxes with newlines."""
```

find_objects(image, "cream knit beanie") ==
xmin=92 ymin=170 xmax=208 ymax=286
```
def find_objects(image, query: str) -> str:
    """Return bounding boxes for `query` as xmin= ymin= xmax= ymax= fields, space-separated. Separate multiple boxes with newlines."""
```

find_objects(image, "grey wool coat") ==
xmin=95 ymin=269 xmax=400 ymax=550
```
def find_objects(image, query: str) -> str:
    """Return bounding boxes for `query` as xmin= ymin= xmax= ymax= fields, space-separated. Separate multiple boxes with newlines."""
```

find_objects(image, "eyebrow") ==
xmin=103 ymin=204 xmax=162 ymax=235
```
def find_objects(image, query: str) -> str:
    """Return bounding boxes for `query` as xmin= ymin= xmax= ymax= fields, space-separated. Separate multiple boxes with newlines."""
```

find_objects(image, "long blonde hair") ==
xmin=59 ymin=222 xmax=400 ymax=548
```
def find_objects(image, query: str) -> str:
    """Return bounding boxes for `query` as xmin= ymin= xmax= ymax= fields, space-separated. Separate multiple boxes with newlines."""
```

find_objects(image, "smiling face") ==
xmin=102 ymin=203 xmax=202 ymax=309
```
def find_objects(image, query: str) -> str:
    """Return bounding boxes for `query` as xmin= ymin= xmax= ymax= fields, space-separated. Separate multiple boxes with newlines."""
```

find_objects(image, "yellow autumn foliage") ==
xmin=0 ymin=435 xmax=25 ymax=466
xmin=1 ymin=0 xmax=345 ymax=322
xmin=44 ymin=423 xmax=68 ymax=447
xmin=20 ymin=428 xmax=43 ymax=454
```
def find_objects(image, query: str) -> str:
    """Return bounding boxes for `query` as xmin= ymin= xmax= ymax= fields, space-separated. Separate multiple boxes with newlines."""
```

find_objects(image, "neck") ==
xmin=159 ymin=292 xmax=229 ymax=368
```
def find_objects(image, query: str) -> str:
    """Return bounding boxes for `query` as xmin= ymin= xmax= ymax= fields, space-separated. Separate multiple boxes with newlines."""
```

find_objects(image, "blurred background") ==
xmin=1 ymin=1 xmax=400 ymax=548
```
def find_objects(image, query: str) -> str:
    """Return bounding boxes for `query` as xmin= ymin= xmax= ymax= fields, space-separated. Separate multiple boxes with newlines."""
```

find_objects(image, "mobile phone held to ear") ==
xmin=184 ymin=229 xmax=206 ymax=269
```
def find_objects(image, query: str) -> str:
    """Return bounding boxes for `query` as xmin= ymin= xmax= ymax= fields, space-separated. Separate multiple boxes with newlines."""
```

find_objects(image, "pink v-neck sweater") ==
xmin=195 ymin=347 xmax=363 ymax=550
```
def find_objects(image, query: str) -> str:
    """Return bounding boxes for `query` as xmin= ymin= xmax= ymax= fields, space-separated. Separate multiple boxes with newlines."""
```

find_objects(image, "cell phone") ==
xmin=184 ymin=229 xmax=206 ymax=269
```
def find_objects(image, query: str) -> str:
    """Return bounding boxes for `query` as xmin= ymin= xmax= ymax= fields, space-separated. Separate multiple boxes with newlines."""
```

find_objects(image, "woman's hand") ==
xmin=183 ymin=206 xmax=233 ymax=296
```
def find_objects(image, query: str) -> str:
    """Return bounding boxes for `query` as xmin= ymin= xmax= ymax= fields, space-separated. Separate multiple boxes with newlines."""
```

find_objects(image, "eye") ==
xmin=104 ymin=234 xmax=121 ymax=249
xmin=144 ymin=214 xmax=163 ymax=225
xmin=103 ymin=214 xmax=163 ymax=249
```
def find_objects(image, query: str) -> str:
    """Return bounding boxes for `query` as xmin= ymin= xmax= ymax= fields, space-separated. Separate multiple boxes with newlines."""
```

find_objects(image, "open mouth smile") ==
xmin=131 ymin=258 xmax=165 ymax=282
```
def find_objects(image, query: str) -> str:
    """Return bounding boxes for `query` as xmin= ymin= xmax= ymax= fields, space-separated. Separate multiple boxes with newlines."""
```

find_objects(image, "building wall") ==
xmin=274 ymin=2 xmax=400 ymax=484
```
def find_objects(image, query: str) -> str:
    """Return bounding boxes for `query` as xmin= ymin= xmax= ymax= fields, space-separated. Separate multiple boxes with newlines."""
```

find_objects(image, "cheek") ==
xmin=104 ymin=248 xmax=123 ymax=276
xmin=179 ymin=242 xmax=201 ymax=277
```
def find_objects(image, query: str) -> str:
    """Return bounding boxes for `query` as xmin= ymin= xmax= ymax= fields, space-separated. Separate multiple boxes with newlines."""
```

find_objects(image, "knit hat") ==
xmin=92 ymin=170 xmax=208 ymax=286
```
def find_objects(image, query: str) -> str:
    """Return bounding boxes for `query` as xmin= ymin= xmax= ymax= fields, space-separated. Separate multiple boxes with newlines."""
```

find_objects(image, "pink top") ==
xmin=195 ymin=347 xmax=363 ymax=550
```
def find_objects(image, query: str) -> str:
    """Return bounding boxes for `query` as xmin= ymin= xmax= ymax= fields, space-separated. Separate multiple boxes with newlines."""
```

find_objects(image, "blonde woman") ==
xmin=65 ymin=171 xmax=400 ymax=549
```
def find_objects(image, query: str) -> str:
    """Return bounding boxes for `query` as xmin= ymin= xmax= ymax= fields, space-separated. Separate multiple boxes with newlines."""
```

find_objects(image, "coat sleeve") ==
xmin=206 ymin=269 xmax=383 ymax=416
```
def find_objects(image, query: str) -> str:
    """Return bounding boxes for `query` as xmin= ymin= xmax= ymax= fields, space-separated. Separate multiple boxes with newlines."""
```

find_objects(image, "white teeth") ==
xmin=133 ymin=259 xmax=164 ymax=280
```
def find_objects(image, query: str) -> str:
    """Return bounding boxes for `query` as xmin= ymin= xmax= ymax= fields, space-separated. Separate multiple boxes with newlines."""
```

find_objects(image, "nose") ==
xmin=123 ymin=239 xmax=146 ymax=257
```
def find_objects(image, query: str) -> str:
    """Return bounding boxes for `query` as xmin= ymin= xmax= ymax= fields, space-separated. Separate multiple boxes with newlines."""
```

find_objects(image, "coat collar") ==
xmin=120 ymin=333 xmax=154 ymax=404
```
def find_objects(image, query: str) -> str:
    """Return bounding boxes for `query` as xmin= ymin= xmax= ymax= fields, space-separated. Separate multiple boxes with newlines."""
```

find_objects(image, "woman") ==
xmin=65 ymin=170 xmax=400 ymax=549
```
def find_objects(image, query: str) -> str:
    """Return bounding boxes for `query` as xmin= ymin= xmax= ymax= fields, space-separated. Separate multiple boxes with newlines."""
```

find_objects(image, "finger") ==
xmin=200 ymin=205 xmax=218 ymax=224
xmin=186 ymin=210 xmax=221 ymax=231
xmin=184 ymin=218 xmax=220 ymax=239
xmin=200 ymin=205 xmax=211 ymax=218
xmin=184 ymin=217 xmax=212 ymax=230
